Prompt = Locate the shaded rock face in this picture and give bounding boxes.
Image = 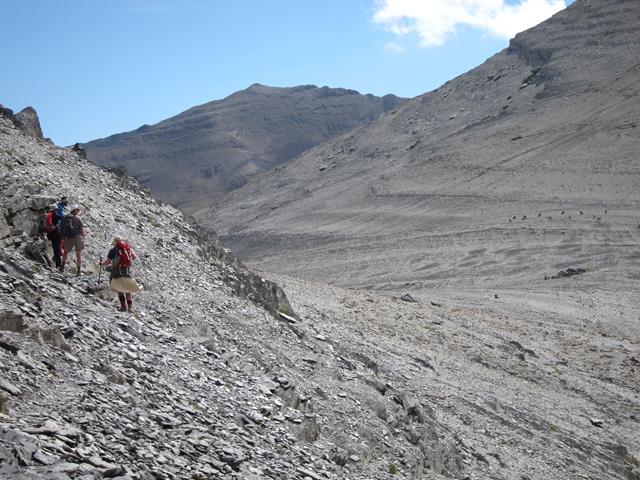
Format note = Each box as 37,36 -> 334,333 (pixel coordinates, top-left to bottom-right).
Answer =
203,0 -> 640,295
12,107 -> 44,140
82,84 -> 405,213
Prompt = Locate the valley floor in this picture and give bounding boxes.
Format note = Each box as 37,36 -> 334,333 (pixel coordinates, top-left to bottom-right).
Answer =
261,270 -> 640,479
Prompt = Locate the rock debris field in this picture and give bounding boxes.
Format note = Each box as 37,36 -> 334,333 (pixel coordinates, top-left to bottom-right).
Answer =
1,108 -> 639,480
2,0 -> 640,475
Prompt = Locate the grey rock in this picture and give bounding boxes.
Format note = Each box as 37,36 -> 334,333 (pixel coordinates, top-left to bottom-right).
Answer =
0,377 -> 21,396
0,209 -> 10,239
0,392 -> 8,414
0,308 -> 27,332
12,107 -> 44,140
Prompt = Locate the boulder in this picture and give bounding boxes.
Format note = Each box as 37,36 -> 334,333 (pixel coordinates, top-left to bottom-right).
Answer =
24,238 -> 51,266
0,392 -> 8,414
0,209 -> 10,239
28,195 -> 55,212
0,309 -> 27,333
30,326 -> 71,352
10,208 -> 35,236
401,293 -> 418,303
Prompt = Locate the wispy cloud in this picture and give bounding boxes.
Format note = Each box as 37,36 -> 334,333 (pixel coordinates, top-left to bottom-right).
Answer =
373,0 -> 567,47
384,40 -> 406,53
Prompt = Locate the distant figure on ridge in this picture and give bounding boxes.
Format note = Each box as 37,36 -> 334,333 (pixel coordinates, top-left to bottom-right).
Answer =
60,204 -> 85,275
100,236 -> 140,312
72,143 -> 87,159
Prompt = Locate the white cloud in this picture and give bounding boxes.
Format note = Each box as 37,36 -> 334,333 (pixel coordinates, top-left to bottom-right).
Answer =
384,41 -> 406,53
373,0 -> 567,47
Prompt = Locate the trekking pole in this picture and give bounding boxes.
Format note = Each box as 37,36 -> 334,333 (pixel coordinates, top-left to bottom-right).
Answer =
98,255 -> 103,284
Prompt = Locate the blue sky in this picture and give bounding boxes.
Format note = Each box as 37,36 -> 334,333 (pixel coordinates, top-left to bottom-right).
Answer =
1,0 -> 570,146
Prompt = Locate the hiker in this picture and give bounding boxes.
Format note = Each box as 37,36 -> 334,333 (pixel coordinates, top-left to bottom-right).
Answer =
41,204 -> 62,269
100,236 -> 140,312
49,195 -> 69,267
60,205 -> 85,275
50,196 -> 68,268
55,196 -> 68,219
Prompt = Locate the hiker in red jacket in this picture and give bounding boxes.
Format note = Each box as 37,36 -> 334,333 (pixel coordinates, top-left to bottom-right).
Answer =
40,203 -> 62,269
100,236 -> 140,312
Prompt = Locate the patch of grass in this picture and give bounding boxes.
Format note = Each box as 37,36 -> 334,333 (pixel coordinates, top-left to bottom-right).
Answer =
148,216 -> 161,228
388,463 -> 399,475
0,392 -> 8,414
625,452 -> 640,467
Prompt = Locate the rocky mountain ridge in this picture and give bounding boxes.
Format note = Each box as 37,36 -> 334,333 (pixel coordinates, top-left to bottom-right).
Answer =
82,84 -> 405,213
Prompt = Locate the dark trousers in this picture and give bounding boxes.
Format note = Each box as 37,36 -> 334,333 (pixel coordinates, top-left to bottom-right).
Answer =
46,230 -> 62,268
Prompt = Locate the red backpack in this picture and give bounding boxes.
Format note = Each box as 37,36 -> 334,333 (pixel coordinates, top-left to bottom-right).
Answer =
115,241 -> 133,268
38,210 -> 54,234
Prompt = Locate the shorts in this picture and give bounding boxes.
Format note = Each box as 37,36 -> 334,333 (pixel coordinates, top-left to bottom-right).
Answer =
64,235 -> 84,253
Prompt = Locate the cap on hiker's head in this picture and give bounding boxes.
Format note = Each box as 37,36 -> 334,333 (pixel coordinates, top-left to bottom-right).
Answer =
71,205 -> 80,213
61,196 -> 68,203
112,236 -> 122,246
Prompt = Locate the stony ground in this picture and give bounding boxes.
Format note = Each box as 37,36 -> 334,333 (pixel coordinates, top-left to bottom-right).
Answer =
190,1 -> 640,478
2,1 -> 640,477
3,107 -> 637,480
268,271 -> 640,480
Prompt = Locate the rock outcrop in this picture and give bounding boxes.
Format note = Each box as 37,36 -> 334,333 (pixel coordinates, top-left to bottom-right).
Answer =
1,105 -> 44,140
13,107 -> 44,140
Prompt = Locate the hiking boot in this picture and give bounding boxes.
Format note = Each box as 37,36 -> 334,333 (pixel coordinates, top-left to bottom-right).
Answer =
75,269 -> 81,277
119,305 -> 127,312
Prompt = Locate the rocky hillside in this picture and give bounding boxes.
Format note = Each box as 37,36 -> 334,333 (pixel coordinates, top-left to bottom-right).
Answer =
82,85 -> 404,213
201,0 -> 640,294
1,109 -> 639,479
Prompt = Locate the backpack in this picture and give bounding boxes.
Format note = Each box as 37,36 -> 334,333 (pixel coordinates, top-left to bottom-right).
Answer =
38,211 -> 54,234
60,214 -> 80,237
115,241 -> 133,268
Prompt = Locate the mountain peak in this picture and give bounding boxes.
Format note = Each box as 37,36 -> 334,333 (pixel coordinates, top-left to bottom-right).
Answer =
83,85 -> 407,212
